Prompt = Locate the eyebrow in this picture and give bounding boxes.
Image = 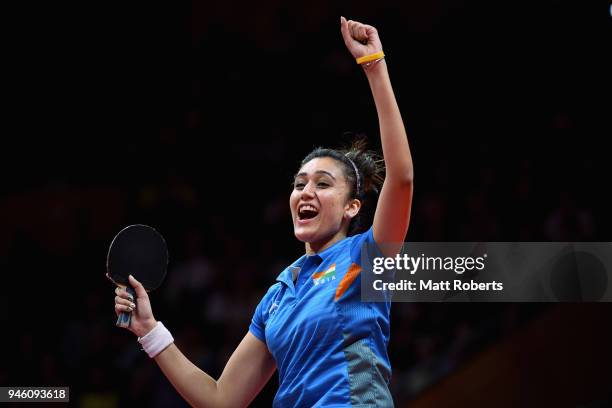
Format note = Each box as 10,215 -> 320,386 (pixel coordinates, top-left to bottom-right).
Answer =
295,170 -> 337,181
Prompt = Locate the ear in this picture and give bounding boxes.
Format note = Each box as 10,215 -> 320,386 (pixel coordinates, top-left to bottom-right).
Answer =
344,198 -> 362,220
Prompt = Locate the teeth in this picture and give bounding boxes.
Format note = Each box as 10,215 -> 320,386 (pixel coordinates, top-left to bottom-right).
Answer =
299,205 -> 318,213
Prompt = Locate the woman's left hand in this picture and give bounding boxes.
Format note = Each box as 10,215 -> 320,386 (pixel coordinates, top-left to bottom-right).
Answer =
340,16 -> 383,60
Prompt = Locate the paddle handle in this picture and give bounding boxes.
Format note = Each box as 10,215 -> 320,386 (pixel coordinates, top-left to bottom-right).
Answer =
116,286 -> 136,328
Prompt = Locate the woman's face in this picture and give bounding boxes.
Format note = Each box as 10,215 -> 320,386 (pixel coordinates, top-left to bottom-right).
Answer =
290,157 -> 360,248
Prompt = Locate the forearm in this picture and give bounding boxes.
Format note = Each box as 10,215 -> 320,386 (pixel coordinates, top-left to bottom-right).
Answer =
364,60 -> 414,182
114,278 -> 270,407
154,343 -> 222,408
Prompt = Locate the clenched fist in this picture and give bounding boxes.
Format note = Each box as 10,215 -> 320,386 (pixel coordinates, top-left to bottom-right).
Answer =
340,16 -> 383,60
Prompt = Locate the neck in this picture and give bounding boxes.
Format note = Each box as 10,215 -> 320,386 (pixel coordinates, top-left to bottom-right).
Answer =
305,230 -> 347,255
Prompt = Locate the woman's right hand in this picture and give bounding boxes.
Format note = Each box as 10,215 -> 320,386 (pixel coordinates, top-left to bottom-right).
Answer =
113,274 -> 158,337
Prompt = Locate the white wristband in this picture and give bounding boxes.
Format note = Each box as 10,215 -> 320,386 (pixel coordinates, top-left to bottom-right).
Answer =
137,321 -> 174,358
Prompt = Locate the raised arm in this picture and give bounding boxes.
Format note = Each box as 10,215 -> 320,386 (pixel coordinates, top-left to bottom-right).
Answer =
340,17 -> 414,246
114,275 -> 276,408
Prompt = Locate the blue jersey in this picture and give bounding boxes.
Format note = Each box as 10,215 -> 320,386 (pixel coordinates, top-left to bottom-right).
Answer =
249,227 -> 393,407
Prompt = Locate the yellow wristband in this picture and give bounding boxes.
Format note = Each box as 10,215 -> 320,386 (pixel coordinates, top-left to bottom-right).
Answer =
356,51 -> 385,65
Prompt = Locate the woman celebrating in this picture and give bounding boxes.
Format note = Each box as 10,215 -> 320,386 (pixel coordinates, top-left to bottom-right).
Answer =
114,16 -> 413,407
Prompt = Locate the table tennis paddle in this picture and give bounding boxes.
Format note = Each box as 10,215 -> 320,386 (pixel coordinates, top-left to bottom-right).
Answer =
106,224 -> 169,328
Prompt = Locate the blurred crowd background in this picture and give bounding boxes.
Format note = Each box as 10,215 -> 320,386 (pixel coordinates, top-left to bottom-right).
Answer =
2,0 -> 611,407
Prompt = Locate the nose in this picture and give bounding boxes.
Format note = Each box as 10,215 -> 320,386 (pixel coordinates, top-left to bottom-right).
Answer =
301,181 -> 316,197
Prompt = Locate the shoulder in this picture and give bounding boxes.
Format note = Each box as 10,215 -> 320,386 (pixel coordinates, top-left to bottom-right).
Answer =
260,281 -> 283,302
252,282 -> 283,322
347,225 -> 376,261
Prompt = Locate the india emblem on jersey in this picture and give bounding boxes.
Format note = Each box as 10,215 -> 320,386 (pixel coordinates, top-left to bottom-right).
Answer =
312,263 -> 336,286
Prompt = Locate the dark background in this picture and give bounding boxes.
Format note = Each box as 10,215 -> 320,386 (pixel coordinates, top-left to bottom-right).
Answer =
2,1 -> 611,406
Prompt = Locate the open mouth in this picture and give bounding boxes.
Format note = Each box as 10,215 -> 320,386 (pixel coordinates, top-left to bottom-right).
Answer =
298,204 -> 319,221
